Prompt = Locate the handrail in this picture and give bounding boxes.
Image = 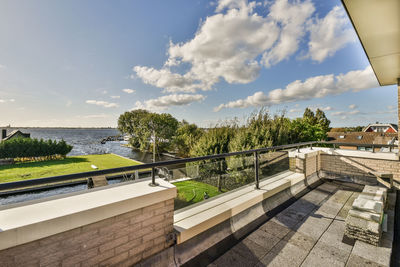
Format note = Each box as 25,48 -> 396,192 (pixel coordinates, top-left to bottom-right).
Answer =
0,140 -> 397,191
0,141 -> 314,191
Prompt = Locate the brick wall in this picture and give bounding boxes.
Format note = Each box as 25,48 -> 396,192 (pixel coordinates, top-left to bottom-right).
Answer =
289,151 -> 320,177
0,199 -> 174,267
320,153 -> 400,182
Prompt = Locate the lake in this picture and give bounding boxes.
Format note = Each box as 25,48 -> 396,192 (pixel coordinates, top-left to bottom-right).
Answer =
3,127 -> 172,163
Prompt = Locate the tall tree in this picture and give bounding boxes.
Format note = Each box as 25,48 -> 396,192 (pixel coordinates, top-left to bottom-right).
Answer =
315,108 -> 331,132
174,120 -> 204,157
117,110 -> 179,157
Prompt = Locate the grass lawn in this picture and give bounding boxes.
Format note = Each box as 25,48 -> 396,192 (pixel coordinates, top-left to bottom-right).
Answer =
173,180 -> 225,210
0,154 -> 142,183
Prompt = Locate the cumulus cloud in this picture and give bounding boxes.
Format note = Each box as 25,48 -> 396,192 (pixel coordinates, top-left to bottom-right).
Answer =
349,104 -> 357,109
0,64 -> 5,70
122,88 -> 135,94
133,94 -> 205,111
86,100 -> 119,108
307,6 -> 356,62
215,66 -> 378,111
133,0 -> 353,93
262,0 -> 315,67
332,110 -> 359,116
0,98 -> 15,103
111,95 -> 121,99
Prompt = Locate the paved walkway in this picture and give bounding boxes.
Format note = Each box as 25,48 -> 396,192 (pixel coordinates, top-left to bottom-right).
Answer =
209,181 -> 391,267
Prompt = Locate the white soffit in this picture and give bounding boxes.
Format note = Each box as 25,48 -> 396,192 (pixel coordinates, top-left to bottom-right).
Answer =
342,0 -> 400,86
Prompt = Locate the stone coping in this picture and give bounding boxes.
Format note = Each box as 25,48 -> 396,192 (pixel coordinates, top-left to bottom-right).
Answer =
0,178 -> 176,251
289,147 -> 399,161
173,170 -> 304,244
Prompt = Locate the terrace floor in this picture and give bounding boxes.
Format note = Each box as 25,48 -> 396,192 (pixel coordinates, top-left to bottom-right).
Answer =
209,181 -> 395,267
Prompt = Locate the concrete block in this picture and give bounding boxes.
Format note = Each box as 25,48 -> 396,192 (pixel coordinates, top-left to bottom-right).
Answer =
348,209 -> 381,223
363,186 -> 387,203
357,192 -> 384,203
345,215 -> 380,236
352,197 -> 383,214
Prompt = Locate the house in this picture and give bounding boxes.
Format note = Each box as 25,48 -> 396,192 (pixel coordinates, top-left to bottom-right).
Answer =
363,123 -> 398,133
1,129 -> 30,141
327,131 -> 397,152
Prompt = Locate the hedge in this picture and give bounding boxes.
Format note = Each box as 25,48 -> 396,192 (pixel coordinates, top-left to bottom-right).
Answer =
0,138 -> 73,159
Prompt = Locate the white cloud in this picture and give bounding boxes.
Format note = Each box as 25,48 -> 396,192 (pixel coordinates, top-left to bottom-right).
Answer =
132,1 -> 355,94
0,98 -> 15,103
133,94 -> 205,111
101,90 -> 108,95
133,67 -> 197,93
78,114 -> 112,119
122,88 -> 135,94
85,100 -> 119,108
289,108 -> 301,113
132,0 -> 321,93
349,104 -> 357,109
332,109 -> 360,116
262,0 -> 315,67
215,66 -> 378,111
111,95 -> 121,99
0,64 -> 5,70
307,6 -> 356,62
66,100 -> 72,107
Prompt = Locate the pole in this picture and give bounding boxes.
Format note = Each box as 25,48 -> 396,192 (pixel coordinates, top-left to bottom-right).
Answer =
254,151 -> 259,189
153,129 -> 156,163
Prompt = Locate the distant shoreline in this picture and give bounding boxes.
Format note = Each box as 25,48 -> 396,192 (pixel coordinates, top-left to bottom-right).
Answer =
0,127 -> 118,129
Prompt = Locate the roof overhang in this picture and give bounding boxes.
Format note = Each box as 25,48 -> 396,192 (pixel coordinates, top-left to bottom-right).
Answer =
342,0 -> 400,86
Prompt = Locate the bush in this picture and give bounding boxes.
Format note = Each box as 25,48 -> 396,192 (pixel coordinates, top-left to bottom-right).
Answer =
0,138 -> 73,159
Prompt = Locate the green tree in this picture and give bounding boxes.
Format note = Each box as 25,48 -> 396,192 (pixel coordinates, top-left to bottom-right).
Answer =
303,108 -> 317,125
315,108 -> 331,132
174,120 -> 204,157
117,110 -> 179,157
190,125 -> 236,191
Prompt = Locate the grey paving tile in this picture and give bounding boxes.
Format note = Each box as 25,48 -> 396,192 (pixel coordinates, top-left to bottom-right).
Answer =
256,239 -> 309,267
294,215 -> 332,240
351,241 -> 392,267
233,238 -> 271,261
345,254 -> 386,267
211,248 -> 249,267
336,192 -> 359,220
318,220 -> 353,253
258,220 -> 291,239
283,230 -> 316,252
245,229 -> 281,252
301,241 -> 349,267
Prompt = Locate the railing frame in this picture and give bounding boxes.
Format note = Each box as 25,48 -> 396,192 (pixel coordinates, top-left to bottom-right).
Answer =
0,141 -> 396,190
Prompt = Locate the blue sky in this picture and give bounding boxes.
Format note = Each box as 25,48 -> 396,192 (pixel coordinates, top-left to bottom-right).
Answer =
0,0 -> 397,127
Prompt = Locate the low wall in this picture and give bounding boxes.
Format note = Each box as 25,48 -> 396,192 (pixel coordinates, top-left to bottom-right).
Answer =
0,179 -> 176,266
290,147 -> 400,187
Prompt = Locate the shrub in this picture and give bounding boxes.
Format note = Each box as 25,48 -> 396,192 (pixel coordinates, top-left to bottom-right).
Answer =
0,138 -> 73,160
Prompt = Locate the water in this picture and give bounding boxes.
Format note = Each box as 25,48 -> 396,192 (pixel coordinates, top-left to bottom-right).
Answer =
4,127 -> 171,163
0,127 -> 175,205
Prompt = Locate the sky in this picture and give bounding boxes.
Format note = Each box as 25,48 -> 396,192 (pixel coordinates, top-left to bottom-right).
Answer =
0,0 -> 397,128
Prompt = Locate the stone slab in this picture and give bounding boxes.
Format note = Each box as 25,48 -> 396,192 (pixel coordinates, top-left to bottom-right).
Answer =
352,197 -> 383,214
348,209 -> 381,223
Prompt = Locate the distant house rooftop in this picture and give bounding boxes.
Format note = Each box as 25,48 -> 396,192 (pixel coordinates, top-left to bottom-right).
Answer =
1,129 -> 31,141
327,131 -> 397,145
363,123 -> 398,133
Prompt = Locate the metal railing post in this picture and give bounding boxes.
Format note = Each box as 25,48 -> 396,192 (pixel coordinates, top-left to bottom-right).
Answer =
372,145 -> 375,153
149,167 -> 159,186
254,151 -> 259,189
310,144 -> 313,150
333,144 -> 336,150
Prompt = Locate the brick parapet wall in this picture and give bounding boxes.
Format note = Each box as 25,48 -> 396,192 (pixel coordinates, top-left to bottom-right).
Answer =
0,199 -> 175,267
289,151 -> 320,177
320,153 -> 400,182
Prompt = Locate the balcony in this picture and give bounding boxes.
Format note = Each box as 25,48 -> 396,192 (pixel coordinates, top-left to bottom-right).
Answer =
0,141 -> 398,266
